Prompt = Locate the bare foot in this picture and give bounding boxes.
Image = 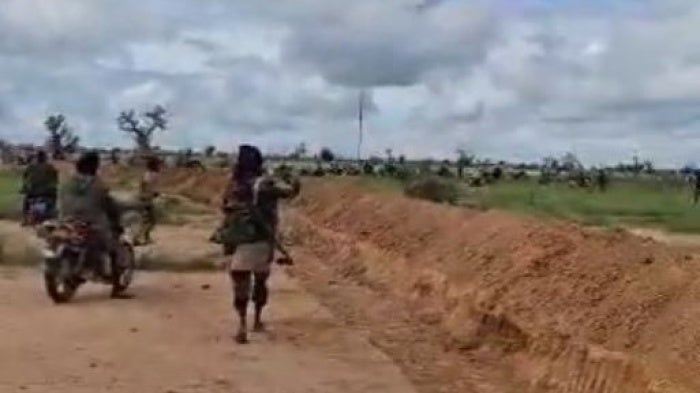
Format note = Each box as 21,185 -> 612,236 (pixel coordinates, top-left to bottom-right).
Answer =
234,331 -> 249,344
253,321 -> 266,332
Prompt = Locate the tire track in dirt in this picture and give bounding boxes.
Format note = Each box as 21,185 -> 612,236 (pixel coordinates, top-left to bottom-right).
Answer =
0,222 -> 419,393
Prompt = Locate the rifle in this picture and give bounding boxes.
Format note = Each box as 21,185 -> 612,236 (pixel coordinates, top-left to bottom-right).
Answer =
253,177 -> 300,266
251,209 -> 294,266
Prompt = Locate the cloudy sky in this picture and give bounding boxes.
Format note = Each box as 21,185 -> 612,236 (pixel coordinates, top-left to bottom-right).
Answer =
1,0 -> 700,166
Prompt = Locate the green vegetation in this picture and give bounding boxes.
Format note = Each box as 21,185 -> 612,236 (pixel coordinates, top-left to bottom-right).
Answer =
0,169 -> 22,220
404,177 -> 460,205
358,176 -> 700,233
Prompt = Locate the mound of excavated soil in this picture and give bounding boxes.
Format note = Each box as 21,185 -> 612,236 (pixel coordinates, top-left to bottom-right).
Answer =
152,170 -> 700,392
289,179 -> 700,393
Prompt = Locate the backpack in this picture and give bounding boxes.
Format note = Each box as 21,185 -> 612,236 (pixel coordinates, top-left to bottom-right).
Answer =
221,177 -> 271,245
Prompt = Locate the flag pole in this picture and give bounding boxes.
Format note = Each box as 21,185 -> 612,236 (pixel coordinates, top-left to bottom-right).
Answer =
357,90 -> 364,162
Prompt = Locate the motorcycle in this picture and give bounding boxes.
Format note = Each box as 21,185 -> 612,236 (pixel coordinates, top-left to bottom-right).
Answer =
25,196 -> 55,226
36,220 -> 136,304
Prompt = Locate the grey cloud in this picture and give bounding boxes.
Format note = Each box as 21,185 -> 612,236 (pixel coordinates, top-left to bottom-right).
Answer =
3,0 -> 700,166
0,99 -> 13,123
279,1 -> 497,87
415,0 -> 446,13
446,101 -> 485,124
539,115 -> 605,125
182,37 -> 222,53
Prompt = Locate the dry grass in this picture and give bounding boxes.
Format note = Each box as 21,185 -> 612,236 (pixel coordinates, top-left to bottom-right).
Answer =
0,232 -> 42,268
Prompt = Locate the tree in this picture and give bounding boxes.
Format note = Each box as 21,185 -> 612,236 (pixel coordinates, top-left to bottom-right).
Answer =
455,149 -> 475,178
543,156 -> 558,170
204,145 -> 216,158
291,142 -> 307,159
632,154 -> 640,174
0,139 -> 10,164
44,114 -> 79,160
368,155 -> 383,166
560,152 -> 582,171
117,105 -> 167,152
455,148 -> 476,166
320,147 -> 335,162
385,148 -> 394,163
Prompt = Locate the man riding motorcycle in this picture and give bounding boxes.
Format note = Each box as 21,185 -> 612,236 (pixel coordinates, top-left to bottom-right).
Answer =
58,151 -> 127,297
21,150 -> 58,225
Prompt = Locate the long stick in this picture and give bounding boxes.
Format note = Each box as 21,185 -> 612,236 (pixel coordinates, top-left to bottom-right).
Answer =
357,90 -> 364,162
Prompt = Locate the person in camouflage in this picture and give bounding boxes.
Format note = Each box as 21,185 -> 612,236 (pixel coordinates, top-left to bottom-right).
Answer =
693,170 -> 700,205
134,156 -> 161,245
21,150 -> 58,225
59,151 -> 123,286
595,168 -> 609,193
221,144 -> 300,344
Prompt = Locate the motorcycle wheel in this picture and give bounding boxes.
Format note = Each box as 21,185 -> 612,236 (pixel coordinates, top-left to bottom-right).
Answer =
111,242 -> 136,296
44,259 -> 78,304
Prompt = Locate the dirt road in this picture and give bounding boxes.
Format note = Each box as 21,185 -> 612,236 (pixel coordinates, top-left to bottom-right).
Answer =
0,211 -> 417,393
7,168 -> 700,392
0,267 -> 418,393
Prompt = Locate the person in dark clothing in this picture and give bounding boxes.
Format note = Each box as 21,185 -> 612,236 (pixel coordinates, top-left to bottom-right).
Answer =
596,169 -> 609,192
21,150 -> 58,225
220,144 -> 300,344
59,151 -> 124,288
693,170 -> 700,205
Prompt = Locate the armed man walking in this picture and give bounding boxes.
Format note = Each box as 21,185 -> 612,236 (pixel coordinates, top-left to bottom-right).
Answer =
218,144 -> 300,344
21,150 -> 58,226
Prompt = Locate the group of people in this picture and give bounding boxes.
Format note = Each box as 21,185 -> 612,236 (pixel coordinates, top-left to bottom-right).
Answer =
20,144 -> 300,344
21,151 -> 160,248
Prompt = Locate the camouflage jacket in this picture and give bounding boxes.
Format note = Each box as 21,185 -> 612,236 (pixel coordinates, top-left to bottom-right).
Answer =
22,163 -> 58,196
138,171 -> 159,203
221,174 -> 300,245
59,174 -> 121,230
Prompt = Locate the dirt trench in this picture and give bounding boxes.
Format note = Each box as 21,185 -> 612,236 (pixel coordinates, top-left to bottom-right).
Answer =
153,169 -> 700,392
281,179 -> 700,393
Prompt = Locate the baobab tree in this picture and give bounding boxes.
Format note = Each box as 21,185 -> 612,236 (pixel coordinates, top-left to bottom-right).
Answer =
455,148 -> 476,166
44,114 -> 79,160
385,148 -> 394,163
117,105 -> 167,153
455,148 -> 475,178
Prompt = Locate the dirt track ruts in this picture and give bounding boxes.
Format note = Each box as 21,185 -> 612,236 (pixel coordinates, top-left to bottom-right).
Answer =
0,235 -> 417,393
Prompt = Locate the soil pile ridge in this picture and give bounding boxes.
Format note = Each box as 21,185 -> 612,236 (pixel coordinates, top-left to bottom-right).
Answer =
290,179 -> 700,392
153,170 -> 700,392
